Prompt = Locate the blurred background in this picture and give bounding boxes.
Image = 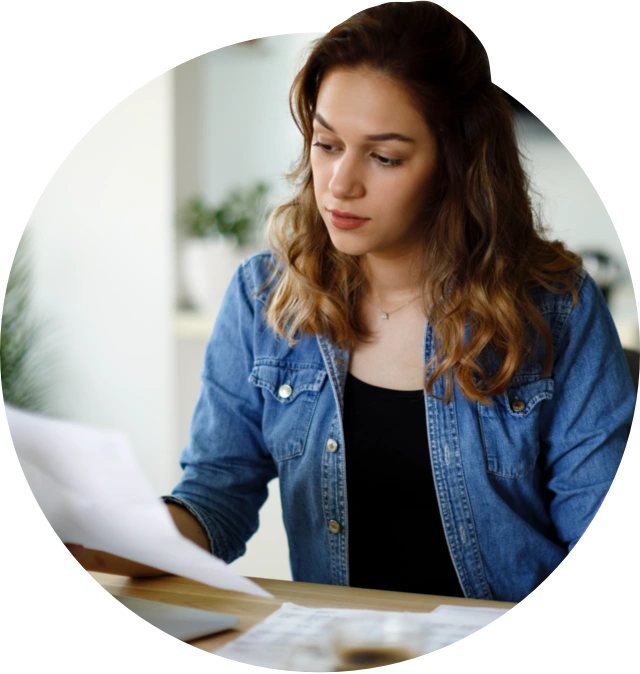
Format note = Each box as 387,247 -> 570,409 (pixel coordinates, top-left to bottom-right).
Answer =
3,33 -> 638,582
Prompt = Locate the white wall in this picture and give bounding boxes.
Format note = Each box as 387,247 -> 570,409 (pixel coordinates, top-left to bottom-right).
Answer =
518,116 -> 629,271
518,116 -> 638,347
198,33 -> 321,207
26,72 -> 178,495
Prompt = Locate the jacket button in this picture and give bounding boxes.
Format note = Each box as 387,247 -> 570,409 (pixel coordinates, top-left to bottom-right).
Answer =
511,399 -> 526,413
326,438 -> 338,453
328,520 -> 341,534
278,384 -> 293,399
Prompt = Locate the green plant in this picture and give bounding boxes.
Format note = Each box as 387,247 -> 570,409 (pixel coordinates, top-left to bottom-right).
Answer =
1,233 -> 51,412
178,182 -> 269,247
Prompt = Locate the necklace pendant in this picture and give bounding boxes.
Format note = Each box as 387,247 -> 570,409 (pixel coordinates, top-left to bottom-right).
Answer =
381,312 -> 389,320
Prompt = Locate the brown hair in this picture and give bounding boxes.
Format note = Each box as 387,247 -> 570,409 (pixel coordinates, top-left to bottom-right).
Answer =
266,1 -> 581,403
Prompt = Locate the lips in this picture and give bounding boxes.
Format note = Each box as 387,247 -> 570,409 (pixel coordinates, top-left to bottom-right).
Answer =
329,209 -> 369,220
328,209 -> 370,231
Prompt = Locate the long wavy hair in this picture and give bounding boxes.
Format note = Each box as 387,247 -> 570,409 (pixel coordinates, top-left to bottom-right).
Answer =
265,1 -> 581,404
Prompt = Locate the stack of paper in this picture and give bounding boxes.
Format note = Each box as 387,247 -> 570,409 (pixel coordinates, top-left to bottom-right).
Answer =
216,602 -> 510,669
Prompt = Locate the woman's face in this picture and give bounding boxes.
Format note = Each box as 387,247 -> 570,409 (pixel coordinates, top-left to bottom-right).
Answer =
311,67 -> 438,260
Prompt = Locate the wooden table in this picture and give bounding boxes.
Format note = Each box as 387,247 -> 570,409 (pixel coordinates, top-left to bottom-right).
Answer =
92,572 -> 515,654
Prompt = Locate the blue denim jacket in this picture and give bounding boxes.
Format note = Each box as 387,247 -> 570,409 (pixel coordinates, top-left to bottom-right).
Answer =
168,252 -> 635,602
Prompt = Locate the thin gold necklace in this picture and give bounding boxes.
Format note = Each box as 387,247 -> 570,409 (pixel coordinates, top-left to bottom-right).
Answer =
364,294 -> 421,320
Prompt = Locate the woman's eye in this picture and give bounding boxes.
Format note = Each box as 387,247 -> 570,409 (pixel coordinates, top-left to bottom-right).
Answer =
313,142 -> 402,167
313,143 -> 333,151
373,154 -> 402,166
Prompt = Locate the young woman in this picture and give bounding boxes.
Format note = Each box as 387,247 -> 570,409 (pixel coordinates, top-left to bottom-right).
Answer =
75,1 -> 635,602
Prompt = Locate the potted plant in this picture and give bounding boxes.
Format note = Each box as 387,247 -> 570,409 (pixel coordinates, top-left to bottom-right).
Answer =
178,183 -> 269,316
1,233 -> 52,412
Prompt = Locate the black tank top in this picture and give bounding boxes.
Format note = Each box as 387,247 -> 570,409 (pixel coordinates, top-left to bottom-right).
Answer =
343,372 -> 464,597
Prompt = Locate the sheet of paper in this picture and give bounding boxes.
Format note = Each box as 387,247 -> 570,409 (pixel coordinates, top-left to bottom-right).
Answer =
5,404 -> 271,598
430,603 -> 510,624
216,602 -> 510,669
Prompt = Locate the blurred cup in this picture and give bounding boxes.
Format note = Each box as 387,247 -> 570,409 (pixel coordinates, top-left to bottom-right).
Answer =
330,614 -> 426,671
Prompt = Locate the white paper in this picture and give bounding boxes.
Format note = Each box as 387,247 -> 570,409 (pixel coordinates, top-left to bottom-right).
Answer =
216,602 -> 510,669
430,603 -> 509,624
5,404 -> 272,598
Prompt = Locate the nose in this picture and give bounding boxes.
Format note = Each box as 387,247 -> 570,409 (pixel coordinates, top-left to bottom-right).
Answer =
328,151 -> 365,200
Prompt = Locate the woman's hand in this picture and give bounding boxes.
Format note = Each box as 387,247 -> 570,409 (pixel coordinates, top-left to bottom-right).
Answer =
65,543 -> 85,560
63,542 -> 166,577
61,503 -> 210,577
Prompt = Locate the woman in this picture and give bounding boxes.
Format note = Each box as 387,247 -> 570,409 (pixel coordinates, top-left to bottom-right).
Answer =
76,1 -> 634,602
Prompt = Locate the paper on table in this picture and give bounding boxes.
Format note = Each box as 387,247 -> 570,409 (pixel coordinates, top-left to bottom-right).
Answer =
216,602 -> 510,669
430,603 -> 509,623
5,404 -> 272,598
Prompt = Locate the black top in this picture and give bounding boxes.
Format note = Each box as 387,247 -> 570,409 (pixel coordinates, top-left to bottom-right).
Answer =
343,372 -> 464,597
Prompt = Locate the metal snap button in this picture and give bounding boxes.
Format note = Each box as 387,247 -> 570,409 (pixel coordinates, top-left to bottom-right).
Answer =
511,398 -> 526,413
328,520 -> 341,534
278,384 -> 293,399
326,438 -> 338,453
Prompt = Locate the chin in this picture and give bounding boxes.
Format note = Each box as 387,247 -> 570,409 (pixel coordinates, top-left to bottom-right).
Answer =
326,232 -> 373,257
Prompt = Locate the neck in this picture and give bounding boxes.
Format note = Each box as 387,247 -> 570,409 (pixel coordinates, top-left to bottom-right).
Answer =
362,249 -> 423,303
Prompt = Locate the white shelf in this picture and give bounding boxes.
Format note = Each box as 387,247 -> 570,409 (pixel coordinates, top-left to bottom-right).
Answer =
175,311 -> 215,340
608,283 -> 639,349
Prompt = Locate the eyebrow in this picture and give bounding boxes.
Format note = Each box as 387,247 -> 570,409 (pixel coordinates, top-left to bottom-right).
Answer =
314,113 -> 415,144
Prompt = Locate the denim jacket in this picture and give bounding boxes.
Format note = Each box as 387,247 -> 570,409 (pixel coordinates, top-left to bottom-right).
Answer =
168,252 -> 635,602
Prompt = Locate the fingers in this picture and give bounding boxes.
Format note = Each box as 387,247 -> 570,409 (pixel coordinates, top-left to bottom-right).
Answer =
64,543 -> 85,559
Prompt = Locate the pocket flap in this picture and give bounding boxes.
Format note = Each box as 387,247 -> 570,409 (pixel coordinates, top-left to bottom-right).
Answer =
249,361 -> 327,403
503,377 -> 554,417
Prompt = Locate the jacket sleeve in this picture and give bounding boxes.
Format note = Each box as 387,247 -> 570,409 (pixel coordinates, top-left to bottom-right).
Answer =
540,273 -> 636,551
166,259 -> 277,563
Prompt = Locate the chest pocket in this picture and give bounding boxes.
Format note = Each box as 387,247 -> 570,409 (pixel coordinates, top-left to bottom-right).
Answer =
249,360 -> 327,461
477,377 -> 554,478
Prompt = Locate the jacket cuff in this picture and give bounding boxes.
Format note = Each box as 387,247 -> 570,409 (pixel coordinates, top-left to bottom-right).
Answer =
160,495 -> 221,558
